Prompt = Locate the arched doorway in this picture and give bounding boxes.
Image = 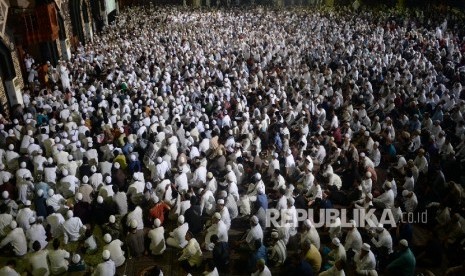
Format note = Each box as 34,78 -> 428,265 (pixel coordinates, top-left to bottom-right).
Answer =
0,39 -> 15,115
69,0 -> 85,45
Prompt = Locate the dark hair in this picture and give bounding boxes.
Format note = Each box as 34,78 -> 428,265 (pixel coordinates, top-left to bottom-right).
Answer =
254,239 -> 262,250
33,241 -> 41,251
53,238 -> 60,249
210,234 -> 219,244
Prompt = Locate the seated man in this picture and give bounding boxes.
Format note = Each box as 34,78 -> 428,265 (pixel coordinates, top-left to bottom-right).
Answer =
166,215 -> 189,249
179,231 -> 203,273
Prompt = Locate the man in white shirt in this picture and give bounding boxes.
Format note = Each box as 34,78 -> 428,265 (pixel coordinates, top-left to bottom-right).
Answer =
48,239 -> 70,275
354,243 -> 376,275
370,224 -> 393,255
0,221 -> 27,256
301,219 -> 320,249
0,259 -> 21,276
344,220 -> 362,257
204,212 -> 228,251
238,216 -> 263,250
252,259 -> 271,276
28,241 -> 50,276
26,217 -> 48,251
148,218 -> 166,255
62,210 -> 85,244
269,231 -> 287,267
16,200 -> 35,230
167,215 -> 189,248
217,199 -> 231,230
103,233 -> 126,267
373,182 -> 395,209
92,250 -> 116,276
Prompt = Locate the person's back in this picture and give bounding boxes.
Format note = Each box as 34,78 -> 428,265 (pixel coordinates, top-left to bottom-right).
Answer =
29,242 -> 50,276
386,241 -> 416,276
127,228 -> 145,257
304,243 -> 322,273
185,203 -> 202,234
48,239 -> 70,275
93,251 -> 116,276
212,235 -> 229,271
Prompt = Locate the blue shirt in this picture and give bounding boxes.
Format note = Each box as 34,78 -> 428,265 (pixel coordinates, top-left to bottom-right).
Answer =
256,194 -> 268,210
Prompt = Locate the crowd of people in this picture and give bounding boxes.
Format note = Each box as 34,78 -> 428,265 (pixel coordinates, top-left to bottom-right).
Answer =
1,3 -> 465,276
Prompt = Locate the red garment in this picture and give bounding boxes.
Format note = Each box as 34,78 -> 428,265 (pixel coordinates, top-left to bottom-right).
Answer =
149,202 -> 170,225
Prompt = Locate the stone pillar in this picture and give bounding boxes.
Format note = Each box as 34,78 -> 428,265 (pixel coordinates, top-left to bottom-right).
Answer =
85,22 -> 93,43
60,39 -> 71,60
4,77 -> 23,106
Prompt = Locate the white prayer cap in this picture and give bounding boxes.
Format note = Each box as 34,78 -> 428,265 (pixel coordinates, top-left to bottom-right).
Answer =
109,215 -> 116,224
251,215 -> 259,224
82,175 -> 89,183
367,193 -> 373,199
332,238 -> 341,246
131,154 -> 136,161
217,199 -> 225,205
178,215 -> 185,224
366,172 -> 372,178
154,218 -> 161,228
114,162 -> 121,169
287,197 -> 295,205
362,243 -> 371,251
157,157 -> 163,163
213,212 -> 221,220
104,233 -> 112,243
105,176 -> 112,183
97,196 -> 104,204
360,152 -> 366,157
402,190 -> 410,197
102,250 -> 111,260
226,164 -> 232,171
384,181 -> 392,189
67,210 -> 74,218
62,169 -> 69,176
91,165 -> 97,173
8,144 -> 14,150
48,189 -> 54,197
130,219 -> 138,229
29,216 -> 36,224
349,219 -> 357,227
68,155 -> 73,161
72,254 -> 81,264
25,200 -> 31,206
37,189 -> 44,197
376,224 -> 384,231
207,172 -> 213,179
399,239 -> 408,247
271,231 -> 279,239
10,221 -> 17,229
364,131 -> 370,137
